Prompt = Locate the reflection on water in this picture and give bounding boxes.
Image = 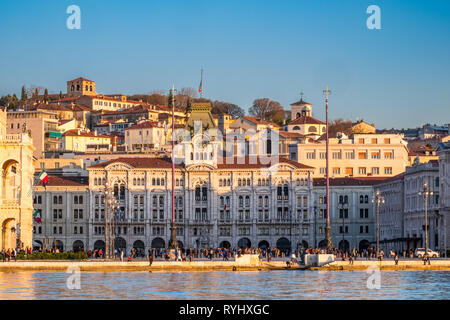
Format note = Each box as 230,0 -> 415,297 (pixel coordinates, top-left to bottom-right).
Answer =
0,270 -> 448,300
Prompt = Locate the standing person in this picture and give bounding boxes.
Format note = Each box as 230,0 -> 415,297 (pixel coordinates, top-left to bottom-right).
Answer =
120,249 -> 124,262
394,253 -> 399,266
149,252 -> 153,266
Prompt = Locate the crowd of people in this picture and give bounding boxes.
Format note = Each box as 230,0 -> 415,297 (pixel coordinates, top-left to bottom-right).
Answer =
1,245 -> 445,265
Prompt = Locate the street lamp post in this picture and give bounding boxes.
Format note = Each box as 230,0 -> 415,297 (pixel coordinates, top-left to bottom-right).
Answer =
313,200 -> 317,248
323,86 -> 332,252
169,85 -> 178,251
419,182 -> 434,255
372,189 -> 385,258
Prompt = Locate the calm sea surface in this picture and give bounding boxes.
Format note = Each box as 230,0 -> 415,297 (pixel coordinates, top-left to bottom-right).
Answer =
0,270 -> 448,300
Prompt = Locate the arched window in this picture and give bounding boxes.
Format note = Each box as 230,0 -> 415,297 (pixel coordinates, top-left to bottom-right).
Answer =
238,179 -> 242,186
364,195 -> 369,203
94,178 -> 98,185
227,179 -> 231,186
133,178 -> 136,185
344,195 -> 348,204
293,126 -> 300,130
247,179 -> 251,186
219,179 -> 222,187
152,178 -> 155,185
360,195 -> 364,203
157,178 -> 160,186
161,178 -> 164,186
58,196 -> 63,204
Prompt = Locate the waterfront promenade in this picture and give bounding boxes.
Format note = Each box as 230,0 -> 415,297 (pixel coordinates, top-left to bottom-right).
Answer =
1,257 -> 450,272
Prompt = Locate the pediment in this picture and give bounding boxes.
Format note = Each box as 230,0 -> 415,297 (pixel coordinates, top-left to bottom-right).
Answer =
186,163 -> 216,172
105,162 -> 134,171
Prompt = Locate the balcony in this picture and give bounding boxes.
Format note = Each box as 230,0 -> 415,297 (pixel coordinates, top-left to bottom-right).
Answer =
0,199 -> 20,208
1,134 -> 32,145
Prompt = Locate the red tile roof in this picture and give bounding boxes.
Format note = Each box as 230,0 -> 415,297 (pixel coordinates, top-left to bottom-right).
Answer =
88,157 -> 181,169
125,121 -> 163,130
217,157 -> 314,170
290,116 -> 325,126
63,129 -> 111,139
242,116 -> 281,127
313,177 -> 391,186
290,98 -> 312,106
36,176 -> 88,187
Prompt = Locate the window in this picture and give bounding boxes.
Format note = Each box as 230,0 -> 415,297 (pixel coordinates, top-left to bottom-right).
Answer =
384,138 -> 391,144
371,167 -> 379,175
384,167 -> 392,175
358,152 -> 366,159
332,167 -> 340,175
359,167 -> 366,175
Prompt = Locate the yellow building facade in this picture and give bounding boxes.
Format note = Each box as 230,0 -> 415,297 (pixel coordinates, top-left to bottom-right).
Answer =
0,109 -> 35,249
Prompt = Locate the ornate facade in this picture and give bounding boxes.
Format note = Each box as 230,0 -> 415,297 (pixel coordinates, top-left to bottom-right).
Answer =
0,109 -> 35,249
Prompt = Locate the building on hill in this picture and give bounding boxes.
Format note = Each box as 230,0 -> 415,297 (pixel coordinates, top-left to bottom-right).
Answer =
60,129 -> 111,153
185,102 -> 217,133
6,110 -> 61,158
229,116 -> 280,132
0,108 -> 35,250
290,98 -> 312,120
124,120 -> 166,152
67,77 -> 97,97
351,120 -> 376,134
286,98 -> 326,139
408,145 -> 438,165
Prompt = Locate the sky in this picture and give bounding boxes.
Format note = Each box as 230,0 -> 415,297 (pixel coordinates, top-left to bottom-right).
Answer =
0,0 -> 449,129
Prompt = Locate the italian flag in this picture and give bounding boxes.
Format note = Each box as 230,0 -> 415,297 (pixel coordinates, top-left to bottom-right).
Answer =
39,170 -> 48,187
33,209 -> 42,223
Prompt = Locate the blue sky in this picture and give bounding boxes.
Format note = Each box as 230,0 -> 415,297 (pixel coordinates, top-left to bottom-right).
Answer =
0,0 -> 449,129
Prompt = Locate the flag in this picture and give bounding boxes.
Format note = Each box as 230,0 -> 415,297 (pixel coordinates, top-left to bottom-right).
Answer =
33,209 -> 42,223
224,204 -> 227,211
198,69 -> 203,94
39,170 -> 48,187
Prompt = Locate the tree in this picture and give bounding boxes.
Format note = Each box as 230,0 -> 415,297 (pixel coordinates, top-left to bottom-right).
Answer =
328,118 -> 353,138
21,86 -> 27,101
44,88 -> 49,103
179,87 -> 198,99
211,100 -> 245,119
249,98 -> 284,121
129,93 -> 167,105
59,90 -> 63,99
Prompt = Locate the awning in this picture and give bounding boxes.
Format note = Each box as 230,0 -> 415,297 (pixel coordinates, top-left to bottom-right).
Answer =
49,132 -> 62,138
